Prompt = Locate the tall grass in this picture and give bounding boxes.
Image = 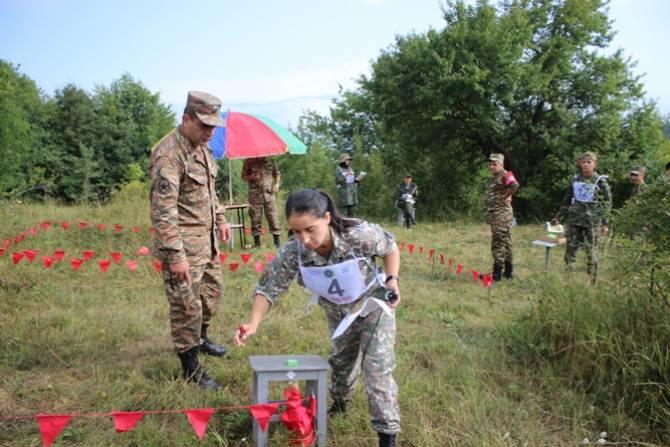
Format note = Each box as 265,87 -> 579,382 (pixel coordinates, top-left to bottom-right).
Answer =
1,196 -> 666,446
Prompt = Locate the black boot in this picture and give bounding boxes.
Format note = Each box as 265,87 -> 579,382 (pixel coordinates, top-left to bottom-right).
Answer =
328,399 -> 348,416
253,235 -> 261,248
378,433 -> 397,447
503,260 -> 513,279
200,324 -> 227,357
273,234 -> 280,248
177,347 -> 221,391
492,264 -> 503,282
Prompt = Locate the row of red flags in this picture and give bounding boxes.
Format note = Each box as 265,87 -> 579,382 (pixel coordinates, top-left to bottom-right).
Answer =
4,394 -> 315,447
398,241 -> 493,288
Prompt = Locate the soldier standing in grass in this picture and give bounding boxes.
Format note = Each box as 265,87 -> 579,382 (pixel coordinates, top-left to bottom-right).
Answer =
335,153 -> 363,217
551,151 -> 611,282
234,189 -> 401,447
150,91 -> 231,391
485,153 -> 519,281
628,165 -> 647,199
396,174 -> 418,228
242,156 -> 282,248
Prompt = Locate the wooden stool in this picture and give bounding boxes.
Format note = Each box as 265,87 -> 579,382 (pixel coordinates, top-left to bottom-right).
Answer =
250,355 -> 329,447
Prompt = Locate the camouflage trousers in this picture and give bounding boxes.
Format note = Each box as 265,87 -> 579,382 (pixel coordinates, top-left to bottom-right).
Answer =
320,298 -> 400,434
564,224 -> 600,274
396,202 -> 415,228
248,195 -> 281,236
490,223 -> 513,267
161,259 -> 223,353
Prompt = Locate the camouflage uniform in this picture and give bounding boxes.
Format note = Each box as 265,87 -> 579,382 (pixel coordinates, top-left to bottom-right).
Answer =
485,159 -> 519,276
242,157 -> 281,237
335,155 -> 359,216
555,172 -> 611,275
150,126 -> 226,353
396,180 -> 418,227
253,221 -> 401,435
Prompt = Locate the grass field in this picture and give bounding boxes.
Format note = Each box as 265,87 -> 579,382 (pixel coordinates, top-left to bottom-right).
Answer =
0,198 -> 660,446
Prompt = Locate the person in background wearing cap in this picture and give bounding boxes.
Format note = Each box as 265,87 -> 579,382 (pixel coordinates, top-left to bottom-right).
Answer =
149,91 -> 232,390
396,175 -> 418,228
628,166 -> 647,199
551,151 -> 611,282
335,153 -> 364,217
242,157 -> 282,248
485,153 -> 519,281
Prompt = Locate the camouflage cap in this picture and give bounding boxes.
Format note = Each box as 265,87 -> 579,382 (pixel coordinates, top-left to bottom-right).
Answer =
488,153 -> 504,164
629,166 -> 646,175
185,91 -> 225,127
579,151 -> 597,161
339,153 -> 352,162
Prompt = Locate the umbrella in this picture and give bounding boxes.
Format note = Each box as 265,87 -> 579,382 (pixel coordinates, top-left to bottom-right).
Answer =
210,111 -> 307,160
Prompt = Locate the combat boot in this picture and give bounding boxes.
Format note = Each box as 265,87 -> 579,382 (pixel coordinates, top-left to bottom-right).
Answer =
200,324 -> 227,357
253,235 -> 261,248
503,260 -> 514,279
492,264 -> 503,282
328,399 -> 348,416
177,347 -> 221,391
273,234 -> 280,248
378,433 -> 397,447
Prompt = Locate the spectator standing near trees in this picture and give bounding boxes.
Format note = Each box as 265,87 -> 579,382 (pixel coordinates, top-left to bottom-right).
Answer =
242,156 -> 282,248
551,151 -> 611,283
149,91 -> 231,390
335,153 -> 364,217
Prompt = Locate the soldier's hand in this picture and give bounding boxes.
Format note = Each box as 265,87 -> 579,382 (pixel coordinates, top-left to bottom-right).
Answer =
271,185 -> 279,194
386,279 -> 401,309
169,260 -> 192,287
218,223 -> 231,243
233,324 -> 255,347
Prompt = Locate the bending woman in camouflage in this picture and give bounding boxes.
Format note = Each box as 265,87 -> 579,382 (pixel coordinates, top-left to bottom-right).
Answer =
233,189 -> 401,447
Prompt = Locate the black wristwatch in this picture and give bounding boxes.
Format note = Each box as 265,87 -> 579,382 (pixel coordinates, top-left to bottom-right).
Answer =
385,275 -> 399,284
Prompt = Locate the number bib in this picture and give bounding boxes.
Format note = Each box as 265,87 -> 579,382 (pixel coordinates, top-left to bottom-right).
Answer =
298,248 -> 377,305
572,181 -> 596,203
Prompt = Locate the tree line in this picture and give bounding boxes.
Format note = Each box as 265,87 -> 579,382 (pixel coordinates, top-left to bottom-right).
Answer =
2,0 -> 669,220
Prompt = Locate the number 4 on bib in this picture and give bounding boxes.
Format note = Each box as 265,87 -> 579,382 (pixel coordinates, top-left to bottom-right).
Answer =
327,279 -> 345,297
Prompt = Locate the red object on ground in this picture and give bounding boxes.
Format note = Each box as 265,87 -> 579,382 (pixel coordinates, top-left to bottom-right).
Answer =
54,249 -> 65,261
98,259 -> 111,273
12,252 -> 25,265
249,403 -> 280,432
82,250 -> 95,261
229,262 -> 240,272
71,258 -> 83,272
280,385 -> 316,446
110,252 -> 122,263
111,411 -> 145,433
136,246 -> 150,256
254,261 -> 264,273
42,256 -> 55,269
408,244 -> 415,254
24,249 -> 38,263
456,264 -> 463,275
126,260 -> 138,272
219,253 -> 228,264
36,414 -> 72,447
152,260 -> 162,273
240,253 -> 252,264
185,408 -> 215,440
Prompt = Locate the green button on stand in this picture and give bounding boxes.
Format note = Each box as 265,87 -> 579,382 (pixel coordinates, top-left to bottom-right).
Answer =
286,359 -> 299,368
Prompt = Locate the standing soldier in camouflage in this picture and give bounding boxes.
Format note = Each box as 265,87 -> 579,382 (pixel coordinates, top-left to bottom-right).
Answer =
551,151 -> 611,282
234,189 -> 401,447
242,157 -> 281,248
335,153 -> 364,217
396,175 -> 418,228
628,166 -> 647,199
150,91 -> 231,391
485,153 -> 519,281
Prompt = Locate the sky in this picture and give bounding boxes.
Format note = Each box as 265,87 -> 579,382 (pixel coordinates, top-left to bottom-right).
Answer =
1,0 -> 669,126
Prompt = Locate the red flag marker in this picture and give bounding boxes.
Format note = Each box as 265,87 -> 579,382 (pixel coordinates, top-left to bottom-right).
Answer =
471,270 -> 479,282
42,256 -> 55,269
254,261 -> 264,273
12,252 -> 25,265
152,260 -> 162,273
131,226 -> 140,233
399,242 -> 406,251
243,227 -> 252,236
259,227 -> 267,235
408,244 -> 415,254
0,248 -> 4,257
148,227 -> 157,235
482,273 -> 493,288
110,252 -> 122,263
112,411 -> 145,433
60,222 -> 70,230
96,223 -> 105,231
79,222 -> 88,230
36,414 -> 72,447
114,224 -> 123,233
185,408 -> 215,440
29,227 -> 36,237
240,253 -> 252,264
98,259 -> 111,273
126,260 -> 138,272
82,250 -> 95,261
448,259 -> 454,267
248,403 -> 281,432
439,253 -> 445,264
264,253 -> 275,263
456,264 -> 463,275
136,246 -> 150,256
428,248 -> 435,259
3,239 -> 9,249
229,262 -> 240,272
42,221 -> 51,231
54,249 -> 65,261
70,258 -> 83,272
419,246 -> 424,255
219,253 -> 228,264
24,249 -> 38,263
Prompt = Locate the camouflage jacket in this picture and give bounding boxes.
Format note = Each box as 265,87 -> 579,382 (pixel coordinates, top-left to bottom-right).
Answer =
335,165 -> 359,206
149,127 -> 227,265
396,183 -> 418,205
485,170 -> 519,224
242,158 -> 280,202
253,221 -> 397,306
629,183 -> 647,199
555,172 -> 612,227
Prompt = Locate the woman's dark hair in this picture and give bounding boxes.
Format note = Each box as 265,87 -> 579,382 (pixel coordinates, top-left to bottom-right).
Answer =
285,188 -> 359,233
